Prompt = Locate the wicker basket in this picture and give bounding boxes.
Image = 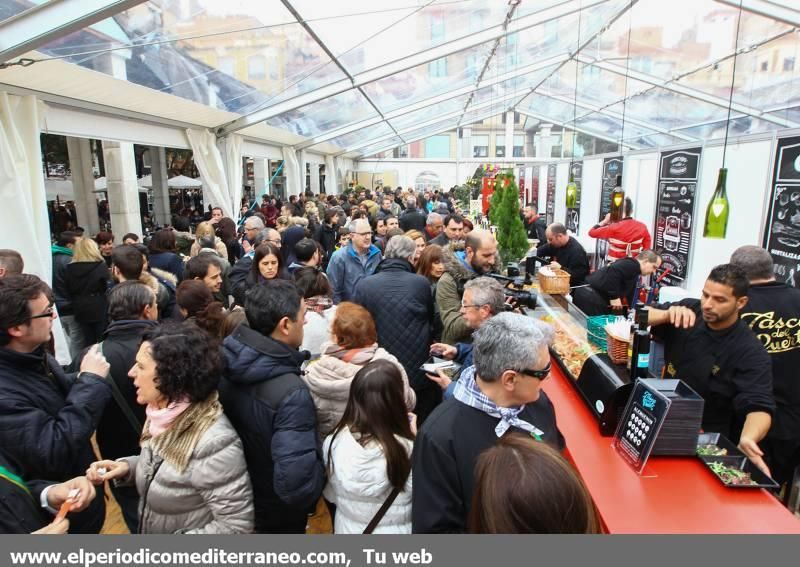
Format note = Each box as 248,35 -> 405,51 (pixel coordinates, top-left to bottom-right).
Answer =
605,326 -> 631,365
537,268 -> 571,295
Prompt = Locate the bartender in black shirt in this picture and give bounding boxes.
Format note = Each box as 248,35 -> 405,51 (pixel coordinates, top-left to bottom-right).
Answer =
731,246 -> 800,492
648,264 -> 775,474
536,223 -> 590,285
572,250 -> 661,316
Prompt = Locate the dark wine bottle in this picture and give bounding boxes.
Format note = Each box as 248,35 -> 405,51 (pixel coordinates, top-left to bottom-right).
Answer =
703,168 -> 729,238
610,174 -> 625,222
629,309 -> 651,380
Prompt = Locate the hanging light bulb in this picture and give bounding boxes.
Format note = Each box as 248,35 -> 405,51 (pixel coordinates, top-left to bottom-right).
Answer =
704,168 -> 729,238
565,170 -> 578,209
610,174 -> 625,222
703,1 -> 741,239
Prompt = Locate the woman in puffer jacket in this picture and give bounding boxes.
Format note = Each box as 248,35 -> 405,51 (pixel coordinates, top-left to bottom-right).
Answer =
303,302 -> 415,438
323,360 -> 416,534
86,323 -> 253,534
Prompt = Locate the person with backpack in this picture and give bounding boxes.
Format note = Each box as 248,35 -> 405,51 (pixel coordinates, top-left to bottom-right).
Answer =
323,359 -> 416,533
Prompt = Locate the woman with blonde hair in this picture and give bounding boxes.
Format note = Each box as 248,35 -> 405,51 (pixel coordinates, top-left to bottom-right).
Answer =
404,230 -> 426,266
65,237 -> 111,347
303,302 -> 416,437
190,221 -> 228,258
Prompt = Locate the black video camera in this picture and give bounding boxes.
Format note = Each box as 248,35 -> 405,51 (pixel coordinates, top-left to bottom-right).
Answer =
486,273 -> 538,312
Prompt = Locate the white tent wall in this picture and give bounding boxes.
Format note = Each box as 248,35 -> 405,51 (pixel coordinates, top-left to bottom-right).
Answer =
282,146 -> 302,197
186,128 -> 233,219
555,162 -> 569,232
578,158 -> 603,239
218,134 -> 243,219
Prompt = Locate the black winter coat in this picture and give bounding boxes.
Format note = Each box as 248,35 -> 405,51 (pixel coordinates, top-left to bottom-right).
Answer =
353,259 -> 434,390
0,455 -> 51,534
0,347 -> 111,533
399,209 -> 427,233
51,250 -> 73,314
315,223 -> 338,267
219,326 -> 324,533
64,261 -> 110,323
229,254 -> 253,307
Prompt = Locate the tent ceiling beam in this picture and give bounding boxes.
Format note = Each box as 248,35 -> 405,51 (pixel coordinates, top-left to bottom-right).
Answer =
714,0 -> 800,28
0,0 -> 148,64
533,88 -> 699,141
516,108 -> 643,150
508,0 -> 640,115
343,91 -> 522,154
278,0 -> 404,144
295,54 -> 569,151
575,55 -> 800,129
215,0 -> 613,137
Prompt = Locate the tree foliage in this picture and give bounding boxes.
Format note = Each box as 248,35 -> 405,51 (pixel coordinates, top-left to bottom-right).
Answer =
493,172 -> 530,266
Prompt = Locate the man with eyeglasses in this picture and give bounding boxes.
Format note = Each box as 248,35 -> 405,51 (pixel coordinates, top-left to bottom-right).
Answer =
412,313 -> 564,533
326,219 -> 381,304
0,274 -> 112,533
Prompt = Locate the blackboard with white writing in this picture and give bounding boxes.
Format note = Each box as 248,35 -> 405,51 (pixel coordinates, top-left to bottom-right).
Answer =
763,136 -> 800,286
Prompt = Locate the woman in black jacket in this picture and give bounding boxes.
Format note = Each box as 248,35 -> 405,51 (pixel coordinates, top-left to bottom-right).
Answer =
148,229 -> 185,281
65,238 -> 111,347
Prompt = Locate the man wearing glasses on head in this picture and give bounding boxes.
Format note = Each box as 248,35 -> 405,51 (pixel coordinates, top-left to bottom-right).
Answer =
326,219 -> 381,303
0,274 -> 111,533
412,313 -> 564,533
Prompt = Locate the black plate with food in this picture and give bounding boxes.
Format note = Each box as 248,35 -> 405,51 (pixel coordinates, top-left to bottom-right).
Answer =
699,455 -> 779,489
696,432 -> 743,458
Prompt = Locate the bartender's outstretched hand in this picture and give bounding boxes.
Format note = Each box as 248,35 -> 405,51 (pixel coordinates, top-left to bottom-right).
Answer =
738,437 -> 771,477
667,305 -> 696,328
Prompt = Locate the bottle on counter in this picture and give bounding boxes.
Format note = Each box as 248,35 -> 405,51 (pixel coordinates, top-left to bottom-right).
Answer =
629,309 -> 651,380
610,174 -> 625,222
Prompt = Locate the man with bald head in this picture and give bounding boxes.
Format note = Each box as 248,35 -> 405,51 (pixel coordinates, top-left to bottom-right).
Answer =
536,222 -> 590,286
326,218 -> 382,303
437,229 -> 498,345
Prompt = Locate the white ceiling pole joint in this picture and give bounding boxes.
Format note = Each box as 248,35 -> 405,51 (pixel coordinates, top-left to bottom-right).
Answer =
215,0 -> 612,137
0,0 -> 149,64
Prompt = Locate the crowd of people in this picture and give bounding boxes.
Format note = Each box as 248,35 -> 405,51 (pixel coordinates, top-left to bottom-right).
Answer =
0,183 -> 797,535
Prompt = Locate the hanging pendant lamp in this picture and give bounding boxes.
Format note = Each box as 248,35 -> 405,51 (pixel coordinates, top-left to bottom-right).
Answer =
610,2 -> 634,223
703,1 -> 742,239
565,2 -> 583,212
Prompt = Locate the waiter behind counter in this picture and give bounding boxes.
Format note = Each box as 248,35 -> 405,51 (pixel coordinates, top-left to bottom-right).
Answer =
646,264 -> 775,475
536,223 -> 590,286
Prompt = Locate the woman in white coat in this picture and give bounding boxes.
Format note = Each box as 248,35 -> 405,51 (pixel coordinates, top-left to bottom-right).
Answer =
303,302 -> 415,437
323,359 -> 416,534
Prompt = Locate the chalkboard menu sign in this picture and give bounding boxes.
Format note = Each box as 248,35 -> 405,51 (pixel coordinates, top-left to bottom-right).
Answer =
566,162 -> 583,234
531,165 -> 540,207
546,164 -> 557,225
763,136 -> 800,286
613,379 -> 672,474
653,148 -> 702,287
600,157 -> 624,220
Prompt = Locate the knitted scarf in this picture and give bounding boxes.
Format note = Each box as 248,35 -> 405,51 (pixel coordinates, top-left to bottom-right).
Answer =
323,342 -> 378,365
140,392 -> 223,474
453,366 -> 545,439
305,295 -> 333,315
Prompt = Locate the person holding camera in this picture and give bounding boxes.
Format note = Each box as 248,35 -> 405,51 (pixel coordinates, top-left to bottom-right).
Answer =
427,277 -> 506,398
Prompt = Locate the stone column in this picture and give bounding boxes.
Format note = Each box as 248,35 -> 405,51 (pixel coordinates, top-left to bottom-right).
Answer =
461,127 -> 472,159
65,137 -> 100,234
149,146 -> 171,227
103,141 -> 142,237
253,158 -> 269,197
504,111 -> 514,160
309,161 -> 321,195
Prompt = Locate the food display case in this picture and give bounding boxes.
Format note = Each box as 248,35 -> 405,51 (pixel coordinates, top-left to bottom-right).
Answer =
533,292 -> 634,435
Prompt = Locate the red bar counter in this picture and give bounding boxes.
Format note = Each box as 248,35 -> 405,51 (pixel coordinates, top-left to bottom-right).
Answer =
543,360 -> 800,534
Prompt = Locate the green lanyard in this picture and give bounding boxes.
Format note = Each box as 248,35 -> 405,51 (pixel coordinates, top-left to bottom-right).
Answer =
0,465 -> 31,497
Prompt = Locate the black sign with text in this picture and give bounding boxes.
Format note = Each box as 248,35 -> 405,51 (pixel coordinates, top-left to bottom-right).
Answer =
763,136 -> 800,286
654,148 -> 702,287
613,379 -> 672,474
566,162 -> 583,234
600,157 -> 624,220
546,164 -> 556,225
531,165 -> 540,208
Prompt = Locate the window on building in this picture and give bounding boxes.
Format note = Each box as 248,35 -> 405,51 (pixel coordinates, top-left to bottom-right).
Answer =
248,55 -> 267,80
513,134 -> 525,158
218,56 -> 235,77
502,112 -> 521,124
415,171 -> 441,193
760,60 -> 769,72
495,135 -> 506,158
784,57 -> 796,72
430,16 -> 445,41
473,135 -> 489,158
424,135 -> 450,158
429,57 -> 447,78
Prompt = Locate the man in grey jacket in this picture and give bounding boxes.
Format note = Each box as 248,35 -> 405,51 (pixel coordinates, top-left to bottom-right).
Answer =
326,219 -> 381,304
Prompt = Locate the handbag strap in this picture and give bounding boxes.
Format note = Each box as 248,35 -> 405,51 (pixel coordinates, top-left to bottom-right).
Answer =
363,484 -> 404,534
97,341 -> 143,436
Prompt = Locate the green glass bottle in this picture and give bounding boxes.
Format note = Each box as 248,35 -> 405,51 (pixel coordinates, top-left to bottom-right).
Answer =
610,174 -> 625,222
565,172 -> 578,208
703,168 -> 729,239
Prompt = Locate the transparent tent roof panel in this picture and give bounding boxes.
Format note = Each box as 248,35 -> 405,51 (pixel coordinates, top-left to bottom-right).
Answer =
314,122 -> 394,153
265,89 -> 379,138
387,95 -> 472,132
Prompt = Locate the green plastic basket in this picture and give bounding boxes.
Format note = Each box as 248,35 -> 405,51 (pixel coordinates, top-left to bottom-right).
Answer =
586,315 -> 618,352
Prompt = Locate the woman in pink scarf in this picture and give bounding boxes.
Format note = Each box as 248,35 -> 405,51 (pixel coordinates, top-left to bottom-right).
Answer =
302,302 -> 416,437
